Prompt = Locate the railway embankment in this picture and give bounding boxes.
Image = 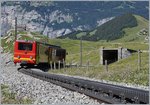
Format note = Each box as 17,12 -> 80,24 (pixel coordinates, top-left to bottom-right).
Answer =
1,53 -> 100,104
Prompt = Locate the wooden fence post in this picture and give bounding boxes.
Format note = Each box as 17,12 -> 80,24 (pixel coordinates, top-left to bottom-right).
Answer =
70,60 -> 72,68
87,60 -> 89,70
138,49 -> 141,71
58,61 -> 60,70
100,46 -> 104,65
63,59 -> 65,68
77,62 -> 79,70
105,60 -> 108,72
50,62 -> 52,70
54,62 -> 56,69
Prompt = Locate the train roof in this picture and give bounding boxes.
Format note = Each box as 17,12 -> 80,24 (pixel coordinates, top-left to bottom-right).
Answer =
15,40 -> 36,43
15,40 -> 61,48
36,41 -> 61,48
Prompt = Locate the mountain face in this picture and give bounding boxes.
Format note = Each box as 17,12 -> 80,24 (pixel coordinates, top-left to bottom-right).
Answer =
1,1 -> 148,38
59,13 -> 148,42
59,13 -> 138,41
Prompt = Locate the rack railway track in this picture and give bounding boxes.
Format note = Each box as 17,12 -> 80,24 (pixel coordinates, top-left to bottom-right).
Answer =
18,67 -> 149,104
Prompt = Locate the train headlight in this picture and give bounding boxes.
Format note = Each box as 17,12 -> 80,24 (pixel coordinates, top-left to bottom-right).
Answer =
17,55 -> 20,59
30,56 -> 33,59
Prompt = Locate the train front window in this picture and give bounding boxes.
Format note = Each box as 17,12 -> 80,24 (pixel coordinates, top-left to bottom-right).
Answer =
18,43 -> 33,51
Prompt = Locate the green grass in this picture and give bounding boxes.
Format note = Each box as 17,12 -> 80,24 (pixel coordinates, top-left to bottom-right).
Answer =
47,39 -> 148,65
59,14 -> 148,42
76,32 -> 87,38
49,51 -> 149,86
1,84 -> 32,104
1,29 -> 149,86
89,29 -> 97,36
47,39 -> 148,86
114,15 -> 148,42
19,31 -> 28,34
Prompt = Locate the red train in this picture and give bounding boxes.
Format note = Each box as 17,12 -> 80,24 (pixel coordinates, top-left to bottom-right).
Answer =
14,40 -> 66,67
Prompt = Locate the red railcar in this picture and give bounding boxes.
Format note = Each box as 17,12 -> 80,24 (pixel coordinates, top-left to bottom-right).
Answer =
14,40 -> 66,67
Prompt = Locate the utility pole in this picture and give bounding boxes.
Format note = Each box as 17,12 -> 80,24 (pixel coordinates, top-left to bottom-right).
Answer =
47,31 -> 49,43
80,37 -> 82,66
15,17 -> 17,41
138,49 -> 141,71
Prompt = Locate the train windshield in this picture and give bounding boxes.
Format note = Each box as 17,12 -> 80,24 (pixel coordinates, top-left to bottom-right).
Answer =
18,43 -> 33,51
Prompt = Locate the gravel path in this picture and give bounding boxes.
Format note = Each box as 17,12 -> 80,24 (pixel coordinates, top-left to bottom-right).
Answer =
1,53 -> 101,105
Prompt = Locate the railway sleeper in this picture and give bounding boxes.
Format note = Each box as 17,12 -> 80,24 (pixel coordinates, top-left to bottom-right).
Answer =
18,69 -> 149,104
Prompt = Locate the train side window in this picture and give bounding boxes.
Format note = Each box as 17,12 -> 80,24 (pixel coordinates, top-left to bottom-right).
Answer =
18,43 -> 33,51
56,49 -> 66,56
56,50 -> 61,56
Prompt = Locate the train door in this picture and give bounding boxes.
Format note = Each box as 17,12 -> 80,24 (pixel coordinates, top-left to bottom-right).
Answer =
38,44 -> 49,63
48,47 -> 53,64
36,42 -> 39,64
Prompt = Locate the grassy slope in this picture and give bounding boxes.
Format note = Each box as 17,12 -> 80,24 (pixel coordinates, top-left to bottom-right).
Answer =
48,39 -> 149,86
1,84 -> 32,104
48,39 -> 148,65
1,15 -> 149,86
114,15 -> 148,42
60,14 -> 148,43
47,15 -> 149,86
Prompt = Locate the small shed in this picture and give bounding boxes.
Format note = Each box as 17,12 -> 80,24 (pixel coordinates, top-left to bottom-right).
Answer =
100,47 -> 136,65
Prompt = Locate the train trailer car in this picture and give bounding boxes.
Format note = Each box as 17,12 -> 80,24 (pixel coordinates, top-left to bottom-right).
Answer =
14,40 -> 66,67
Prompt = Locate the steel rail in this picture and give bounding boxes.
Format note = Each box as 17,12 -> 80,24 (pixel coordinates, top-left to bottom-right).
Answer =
18,68 -> 149,104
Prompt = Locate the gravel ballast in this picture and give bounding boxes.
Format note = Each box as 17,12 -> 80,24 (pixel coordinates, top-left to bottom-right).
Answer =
1,53 -> 101,105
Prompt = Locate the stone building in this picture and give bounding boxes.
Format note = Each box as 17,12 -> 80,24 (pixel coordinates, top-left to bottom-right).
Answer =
100,47 -> 136,65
